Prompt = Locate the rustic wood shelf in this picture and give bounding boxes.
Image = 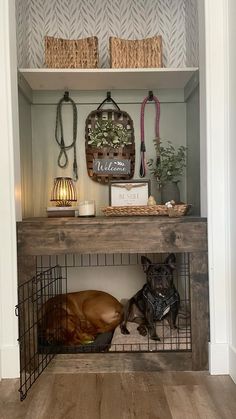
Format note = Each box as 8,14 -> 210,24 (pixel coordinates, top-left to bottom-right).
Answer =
18,67 -> 199,91
18,216 -> 207,256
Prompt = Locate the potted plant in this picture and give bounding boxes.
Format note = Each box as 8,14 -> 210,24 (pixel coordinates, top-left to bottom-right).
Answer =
88,119 -> 132,149
147,140 -> 187,203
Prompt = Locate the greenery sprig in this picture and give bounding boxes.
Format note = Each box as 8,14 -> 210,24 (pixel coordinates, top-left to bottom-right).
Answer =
147,139 -> 187,186
88,119 -> 132,149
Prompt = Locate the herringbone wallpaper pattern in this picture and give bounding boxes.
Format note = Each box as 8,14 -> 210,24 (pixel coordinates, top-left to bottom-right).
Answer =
185,0 -> 199,67
15,0 -> 198,69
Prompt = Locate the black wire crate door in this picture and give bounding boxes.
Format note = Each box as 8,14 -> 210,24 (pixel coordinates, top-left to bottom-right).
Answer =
16,265 -> 66,401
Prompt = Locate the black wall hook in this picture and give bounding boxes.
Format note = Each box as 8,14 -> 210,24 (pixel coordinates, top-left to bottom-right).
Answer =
64,91 -> 70,102
148,90 -> 154,101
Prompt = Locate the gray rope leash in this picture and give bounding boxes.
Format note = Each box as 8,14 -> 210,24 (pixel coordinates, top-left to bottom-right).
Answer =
55,92 -> 78,181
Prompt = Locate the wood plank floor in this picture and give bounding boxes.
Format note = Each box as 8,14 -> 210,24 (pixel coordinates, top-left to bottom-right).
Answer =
46,353 -> 193,373
0,371 -> 236,419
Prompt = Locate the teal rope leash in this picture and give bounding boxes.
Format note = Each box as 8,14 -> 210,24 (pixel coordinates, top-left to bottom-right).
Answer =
55,91 -> 78,181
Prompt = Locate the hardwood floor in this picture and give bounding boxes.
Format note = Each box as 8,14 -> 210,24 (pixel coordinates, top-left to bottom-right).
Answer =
0,371 -> 236,419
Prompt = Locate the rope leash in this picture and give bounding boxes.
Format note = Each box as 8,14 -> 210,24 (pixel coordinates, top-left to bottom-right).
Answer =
139,94 -> 161,178
55,92 -> 78,181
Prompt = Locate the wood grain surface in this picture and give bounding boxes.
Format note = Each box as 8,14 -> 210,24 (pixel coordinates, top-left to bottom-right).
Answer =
17,216 -> 207,256
46,353 -> 192,373
190,252 -> 209,370
0,371 -> 235,419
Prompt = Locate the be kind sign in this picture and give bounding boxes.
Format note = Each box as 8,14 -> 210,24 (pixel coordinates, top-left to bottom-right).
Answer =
93,159 -> 131,175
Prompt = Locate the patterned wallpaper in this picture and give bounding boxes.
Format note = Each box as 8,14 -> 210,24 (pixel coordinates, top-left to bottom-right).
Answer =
15,0 -> 198,69
185,0 -> 199,67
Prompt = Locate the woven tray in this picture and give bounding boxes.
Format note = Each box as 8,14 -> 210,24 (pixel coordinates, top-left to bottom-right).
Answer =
45,35 -> 99,68
109,35 -> 163,68
102,204 -> 190,217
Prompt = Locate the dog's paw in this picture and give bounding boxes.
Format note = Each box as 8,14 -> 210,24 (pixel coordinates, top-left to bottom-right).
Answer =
150,335 -> 161,341
120,325 -> 130,335
137,325 -> 147,336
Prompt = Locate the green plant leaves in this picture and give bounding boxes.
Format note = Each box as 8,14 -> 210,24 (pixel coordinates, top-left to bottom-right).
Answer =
88,119 -> 132,149
147,140 -> 187,186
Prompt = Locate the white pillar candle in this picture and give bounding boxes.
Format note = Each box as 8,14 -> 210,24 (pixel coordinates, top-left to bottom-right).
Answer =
78,200 -> 95,216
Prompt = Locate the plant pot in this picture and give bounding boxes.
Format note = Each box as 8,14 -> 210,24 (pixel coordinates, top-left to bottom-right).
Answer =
161,181 -> 180,204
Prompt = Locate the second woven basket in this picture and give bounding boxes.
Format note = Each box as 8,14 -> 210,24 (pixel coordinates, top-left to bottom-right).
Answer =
109,35 -> 163,68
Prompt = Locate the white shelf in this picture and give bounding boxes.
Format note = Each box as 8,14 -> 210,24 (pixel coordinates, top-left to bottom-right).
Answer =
18,67 -> 199,91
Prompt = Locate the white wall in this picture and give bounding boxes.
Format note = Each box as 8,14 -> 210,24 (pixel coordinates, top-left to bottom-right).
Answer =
198,0 -> 207,216
0,0 -> 21,379
228,0 -> 236,383
204,0 -> 231,375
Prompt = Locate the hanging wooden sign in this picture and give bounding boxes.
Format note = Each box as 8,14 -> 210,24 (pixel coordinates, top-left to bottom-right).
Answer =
85,103 -> 135,184
93,158 -> 131,175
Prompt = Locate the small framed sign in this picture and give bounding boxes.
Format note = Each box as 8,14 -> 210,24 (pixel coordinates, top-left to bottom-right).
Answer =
109,180 -> 150,207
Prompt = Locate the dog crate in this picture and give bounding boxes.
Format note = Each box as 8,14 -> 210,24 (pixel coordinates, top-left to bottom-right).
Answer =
16,265 -> 66,400
16,215 -> 209,401
16,252 -> 191,400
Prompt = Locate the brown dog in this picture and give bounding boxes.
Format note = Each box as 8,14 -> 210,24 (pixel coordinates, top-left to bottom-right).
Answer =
39,290 -> 123,346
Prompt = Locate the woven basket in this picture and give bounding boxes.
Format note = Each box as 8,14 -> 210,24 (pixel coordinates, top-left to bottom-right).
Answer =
109,35 -> 163,68
85,109 -> 135,184
102,204 -> 190,217
45,36 -> 99,68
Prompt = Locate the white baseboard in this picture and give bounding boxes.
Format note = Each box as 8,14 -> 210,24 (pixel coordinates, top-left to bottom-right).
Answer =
209,342 -> 229,374
0,344 -> 19,378
229,344 -> 236,383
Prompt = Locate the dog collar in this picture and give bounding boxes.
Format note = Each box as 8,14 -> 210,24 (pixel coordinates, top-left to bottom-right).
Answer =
142,284 -> 179,321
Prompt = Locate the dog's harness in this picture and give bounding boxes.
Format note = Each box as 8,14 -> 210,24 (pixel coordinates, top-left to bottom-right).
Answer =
142,284 -> 179,321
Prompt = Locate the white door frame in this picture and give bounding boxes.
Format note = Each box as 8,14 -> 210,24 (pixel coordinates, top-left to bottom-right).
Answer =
0,0 -> 21,378
200,0 -> 230,374
0,0 -> 232,377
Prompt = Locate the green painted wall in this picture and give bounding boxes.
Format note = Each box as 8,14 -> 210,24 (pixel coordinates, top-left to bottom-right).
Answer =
30,90 -> 187,216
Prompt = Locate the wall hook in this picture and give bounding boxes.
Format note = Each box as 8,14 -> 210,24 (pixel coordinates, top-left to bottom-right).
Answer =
148,90 -> 154,101
64,91 -> 70,102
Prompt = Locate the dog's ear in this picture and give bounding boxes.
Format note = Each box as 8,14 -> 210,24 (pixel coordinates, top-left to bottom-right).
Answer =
141,256 -> 152,273
165,253 -> 176,270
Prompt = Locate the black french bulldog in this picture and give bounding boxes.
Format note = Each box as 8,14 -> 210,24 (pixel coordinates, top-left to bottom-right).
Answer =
120,254 -> 180,341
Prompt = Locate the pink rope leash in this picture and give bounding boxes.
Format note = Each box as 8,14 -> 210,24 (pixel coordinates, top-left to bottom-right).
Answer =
139,94 -> 161,178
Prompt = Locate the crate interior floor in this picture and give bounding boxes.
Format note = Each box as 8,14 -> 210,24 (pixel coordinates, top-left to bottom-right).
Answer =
1,370 -> 236,419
